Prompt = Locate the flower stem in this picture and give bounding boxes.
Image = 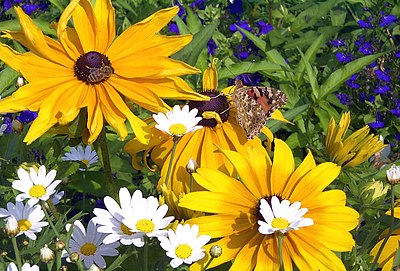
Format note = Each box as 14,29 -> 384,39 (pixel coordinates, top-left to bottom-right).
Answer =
46,199 -> 60,221
278,234 -> 284,271
369,184 -> 395,271
143,238 -> 148,271
202,256 -> 216,271
164,136 -> 180,187
41,202 -> 60,238
94,127 -> 117,199
11,237 -> 22,270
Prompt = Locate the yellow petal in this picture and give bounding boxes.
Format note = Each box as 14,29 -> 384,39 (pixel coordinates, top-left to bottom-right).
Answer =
86,91 -> 104,144
230,233 -> 264,271
94,0 -> 115,53
202,58 -> 218,91
71,0 -> 97,52
270,109 -> 292,124
271,139 -> 295,194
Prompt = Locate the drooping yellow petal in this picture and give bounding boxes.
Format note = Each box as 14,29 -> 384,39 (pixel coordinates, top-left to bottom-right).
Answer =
86,90 -> 104,144
270,109 -> 292,124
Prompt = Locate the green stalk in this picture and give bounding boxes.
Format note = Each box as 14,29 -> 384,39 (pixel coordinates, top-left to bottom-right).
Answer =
42,202 -> 60,238
370,184 -> 395,271
11,237 -> 22,270
164,136 -> 180,187
278,234 -> 284,271
143,238 -> 148,271
94,127 -> 117,199
202,256 -> 216,271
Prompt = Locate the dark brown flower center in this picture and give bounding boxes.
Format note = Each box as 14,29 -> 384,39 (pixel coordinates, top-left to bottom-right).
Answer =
188,92 -> 230,128
74,51 -> 114,84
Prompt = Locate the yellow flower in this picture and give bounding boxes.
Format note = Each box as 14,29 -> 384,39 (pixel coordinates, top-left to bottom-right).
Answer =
325,112 -> 385,168
179,139 -> 359,271
0,1 -> 206,144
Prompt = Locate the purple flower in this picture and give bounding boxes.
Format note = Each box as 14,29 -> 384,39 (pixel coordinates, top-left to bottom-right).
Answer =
335,51 -> 354,63
379,14 -> 397,27
2,113 -> 13,134
395,132 -> 400,142
257,20 -> 273,35
368,113 -> 385,129
331,39 -> 347,48
395,51 -> 400,58
230,20 -> 252,36
346,74 -> 360,89
375,69 -> 391,82
374,84 -> 390,94
22,3 -> 38,15
207,38 -> 217,55
231,73 -> 263,86
390,107 -> 400,117
190,0 -> 206,10
174,0 -> 185,17
168,22 -> 179,34
336,93 -> 353,105
360,92 -> 375,103
3,0 -> 12,11
228,0 -> 243,16
16,110 -> 38,123
355,37 -> 374,55
358,18 -> 374,28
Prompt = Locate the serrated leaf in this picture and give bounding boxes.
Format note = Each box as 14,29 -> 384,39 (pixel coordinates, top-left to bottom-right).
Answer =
172,21 -> 217,67
319,53 -> 384,100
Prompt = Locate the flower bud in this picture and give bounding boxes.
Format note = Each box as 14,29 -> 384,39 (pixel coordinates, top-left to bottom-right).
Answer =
59,266 -> 68,271
12,119 -> 23,133
69,252 -> 80,262
3,216 -> 20,237
209,245 -> 222,258
22,239 -> 29,246
88,264 -> 104,271
40,244 -> 55,263
16,77 -> 25,87
186,158 -> 198,174
387,164 -> 400,185
55,239 -> 66,251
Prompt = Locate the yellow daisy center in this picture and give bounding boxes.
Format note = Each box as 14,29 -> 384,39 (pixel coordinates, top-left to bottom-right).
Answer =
271,217 -> 290,230
175,244 -> 192,259
136,219 -> 154,233
29,185 -> 46,198
81,159 -> 89,166
80,242 -> 97,256
169,124 -> 187,135
121,223 -> 134,235
18,219 -> 32,231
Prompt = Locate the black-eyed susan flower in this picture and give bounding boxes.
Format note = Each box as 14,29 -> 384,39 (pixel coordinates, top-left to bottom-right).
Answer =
158,224 -> 211,268
325,112 -> 385,168
0,0 -> 206,145
125,60 -> 284,220
179,139 -> 359,271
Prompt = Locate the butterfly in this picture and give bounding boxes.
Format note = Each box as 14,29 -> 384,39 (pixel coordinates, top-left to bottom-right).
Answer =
231,79 -> 287,139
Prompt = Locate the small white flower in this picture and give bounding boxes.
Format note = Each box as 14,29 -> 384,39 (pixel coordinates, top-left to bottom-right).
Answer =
0,123 -> 8,135
65,219 -> 119,269
12,165 -> 62,205
7,262 -> 39,271
153,105 -> 203,137
0,201 -> 48,240
93,187 -> 150,246
62,145 -> 98,169
387,164 -> 400,184
158,224 -> 211,268
121,191 -> 174,247
40,244 -> 55,263
3,216 -> 20,237
257,196 -> 314,235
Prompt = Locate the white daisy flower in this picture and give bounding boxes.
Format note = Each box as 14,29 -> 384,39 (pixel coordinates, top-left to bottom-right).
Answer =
257,196 -> 314,235
153,105 -> 203,137
158,224 -> 211,268
93,187 -> 148,246
121,191 -> 174,247
65,219 -> 119,269
12,165 -> 62,205
7,262 -> 39,271
0,201 -> 48,240
0,123 -> 8,135
62,145 -> 98,168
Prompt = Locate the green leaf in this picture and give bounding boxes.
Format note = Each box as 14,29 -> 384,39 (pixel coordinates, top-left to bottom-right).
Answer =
330,8 -> 347,26
0,67 -> 19,95
48,0 -> 64,12
236,26 -> 267,52
186,8 -> 202,34
295,33 -> 327,82
290,0 -> 339,33
319,53 -> 384,100
218,61 -> 283,80
172,15 -> 190,35
172,21 -> 217,67
298,49 -> 320,99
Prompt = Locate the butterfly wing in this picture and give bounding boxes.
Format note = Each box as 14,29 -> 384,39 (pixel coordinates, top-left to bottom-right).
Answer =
232,80 -> 287,139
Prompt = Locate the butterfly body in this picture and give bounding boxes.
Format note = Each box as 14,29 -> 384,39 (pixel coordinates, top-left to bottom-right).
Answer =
232,79 -> 287,139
